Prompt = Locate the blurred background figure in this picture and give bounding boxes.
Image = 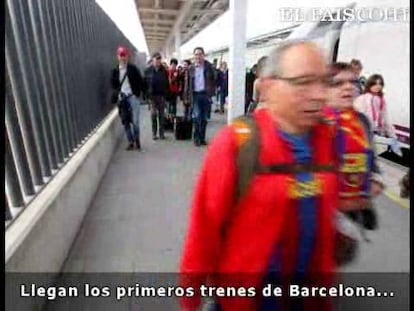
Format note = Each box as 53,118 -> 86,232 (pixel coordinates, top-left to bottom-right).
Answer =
144,52 -> 170,140
248,56 -> 268,113
168,58 -> 180,119
325,62 -> 384,250
349,59 -> 365,96
354,74 -> 402,156
212,58 -> 220,110
216,61 -> 228,114
245,64 -> 258,114
185,47 -> 216,147
180,59 -> 192,119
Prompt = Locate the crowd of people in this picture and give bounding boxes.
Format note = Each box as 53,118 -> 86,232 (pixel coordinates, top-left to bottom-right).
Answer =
111,46 -> 229,150
110,44 -> 404,156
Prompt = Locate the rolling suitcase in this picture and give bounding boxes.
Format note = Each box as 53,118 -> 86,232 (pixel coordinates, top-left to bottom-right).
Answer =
174,116 -> 193,140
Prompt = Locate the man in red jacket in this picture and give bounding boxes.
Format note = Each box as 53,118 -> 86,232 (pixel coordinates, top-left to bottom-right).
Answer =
179,40 -> 339,311
168,58 -> 180,118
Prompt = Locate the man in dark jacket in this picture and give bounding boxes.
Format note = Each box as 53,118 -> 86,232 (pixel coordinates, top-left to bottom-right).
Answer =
185,47 -> 216,146
181,59 -> 192,119
144,52 -> 170,140
111,46 -> 145,150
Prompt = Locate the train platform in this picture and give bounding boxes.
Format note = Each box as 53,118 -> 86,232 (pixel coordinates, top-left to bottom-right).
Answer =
61,105 -> 410,275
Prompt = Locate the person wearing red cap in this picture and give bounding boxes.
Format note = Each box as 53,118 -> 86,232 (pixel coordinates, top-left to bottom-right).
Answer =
111,45 -> 145,150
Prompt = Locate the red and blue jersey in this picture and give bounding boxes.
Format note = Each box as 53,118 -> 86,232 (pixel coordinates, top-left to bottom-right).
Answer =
323,106 -> 375,210
261,131 -> 320,311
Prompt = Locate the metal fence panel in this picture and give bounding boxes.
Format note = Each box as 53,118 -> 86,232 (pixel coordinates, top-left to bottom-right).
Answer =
5,0 -> 139,225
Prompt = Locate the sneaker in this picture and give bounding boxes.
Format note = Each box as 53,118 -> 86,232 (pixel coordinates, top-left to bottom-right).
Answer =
153,136 -> 159,140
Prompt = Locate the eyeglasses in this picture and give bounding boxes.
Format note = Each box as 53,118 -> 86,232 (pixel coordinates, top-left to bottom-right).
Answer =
330,78 -> 359,88
270,74 -> 331,88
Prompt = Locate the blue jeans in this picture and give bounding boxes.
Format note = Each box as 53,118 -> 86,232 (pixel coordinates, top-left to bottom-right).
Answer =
123,95 -> 140,143
192,92 -> 210,142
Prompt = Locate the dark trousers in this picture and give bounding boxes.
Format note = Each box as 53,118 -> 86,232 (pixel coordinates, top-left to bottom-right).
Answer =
192,92 -> 210,143
183,102 -> 191,120
219,88 -> 227,112
150,96 -> 166,137
168,93 -> 178,117
207,97 -> 212,119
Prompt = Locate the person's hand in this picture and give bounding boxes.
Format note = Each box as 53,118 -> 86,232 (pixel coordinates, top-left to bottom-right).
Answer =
371,181 -> 384,197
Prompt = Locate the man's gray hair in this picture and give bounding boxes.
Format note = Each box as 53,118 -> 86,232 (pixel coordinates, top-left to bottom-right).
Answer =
260,39 -> 314,78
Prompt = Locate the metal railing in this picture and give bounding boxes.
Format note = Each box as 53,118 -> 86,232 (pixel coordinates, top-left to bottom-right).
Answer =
5,0 -> 137,225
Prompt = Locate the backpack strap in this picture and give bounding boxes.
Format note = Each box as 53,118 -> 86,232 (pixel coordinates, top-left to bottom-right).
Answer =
256,163 -> 335,174
232,115 -> 337,202
118,67 -> 128,92
232,115 -> 260,202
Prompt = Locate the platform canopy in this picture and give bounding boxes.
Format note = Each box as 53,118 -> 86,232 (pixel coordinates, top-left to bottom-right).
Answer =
135,0 -> 229,57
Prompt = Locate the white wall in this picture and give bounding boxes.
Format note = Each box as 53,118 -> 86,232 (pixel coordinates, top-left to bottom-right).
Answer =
6,109 -> 124,272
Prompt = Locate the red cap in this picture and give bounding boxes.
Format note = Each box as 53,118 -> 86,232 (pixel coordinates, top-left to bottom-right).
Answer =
117,46 -> 129,56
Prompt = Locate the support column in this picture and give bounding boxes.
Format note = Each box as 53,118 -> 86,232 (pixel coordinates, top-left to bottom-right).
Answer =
227,0 -> 247,124
175,31 -> 181,62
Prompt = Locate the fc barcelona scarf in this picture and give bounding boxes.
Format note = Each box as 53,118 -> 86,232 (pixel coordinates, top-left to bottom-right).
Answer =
333,108 -> 373,200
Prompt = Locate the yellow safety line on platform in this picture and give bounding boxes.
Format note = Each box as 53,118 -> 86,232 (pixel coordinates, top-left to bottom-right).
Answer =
384,190 -> 410,209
